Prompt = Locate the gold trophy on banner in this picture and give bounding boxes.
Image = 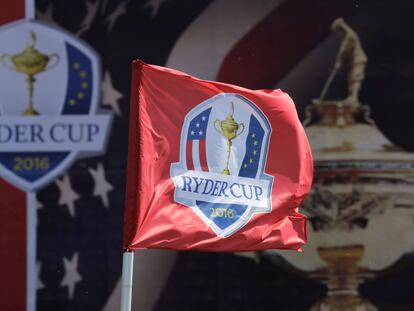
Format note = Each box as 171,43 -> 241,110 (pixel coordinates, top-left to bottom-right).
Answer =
264,18 -> 414,311
214,101 -> 244,175
1,31 -> 60,115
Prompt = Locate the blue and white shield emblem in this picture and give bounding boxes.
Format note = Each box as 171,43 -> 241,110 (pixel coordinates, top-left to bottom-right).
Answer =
0,20 -> 112,191
171,93 -> 274,237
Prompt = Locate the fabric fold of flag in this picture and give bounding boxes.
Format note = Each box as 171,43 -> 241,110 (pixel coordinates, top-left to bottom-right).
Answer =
123,60 -> 313,252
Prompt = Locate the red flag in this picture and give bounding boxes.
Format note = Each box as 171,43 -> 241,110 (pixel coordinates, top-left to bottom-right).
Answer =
123,60 -> 313,252
0,1 -> 32,310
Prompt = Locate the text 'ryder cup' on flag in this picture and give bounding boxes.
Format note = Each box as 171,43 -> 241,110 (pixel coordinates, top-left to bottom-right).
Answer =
123,60 -> 313,252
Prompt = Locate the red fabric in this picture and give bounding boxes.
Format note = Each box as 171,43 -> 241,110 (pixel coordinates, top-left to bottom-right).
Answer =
0,1 -> 27,309
0,0 -> 25,25
123,60 -> 313,252
0,179 -> 27,310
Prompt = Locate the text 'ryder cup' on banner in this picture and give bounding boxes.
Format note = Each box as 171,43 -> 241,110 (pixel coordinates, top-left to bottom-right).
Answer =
123,60 -> 313,252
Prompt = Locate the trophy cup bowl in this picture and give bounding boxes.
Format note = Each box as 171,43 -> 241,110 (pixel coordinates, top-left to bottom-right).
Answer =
216,117 -> 242,141
0,31 -> 59,115
5,47 -> 58,76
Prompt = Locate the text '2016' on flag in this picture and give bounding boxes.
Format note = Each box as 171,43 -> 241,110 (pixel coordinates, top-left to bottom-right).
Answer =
123,60 -> 313,252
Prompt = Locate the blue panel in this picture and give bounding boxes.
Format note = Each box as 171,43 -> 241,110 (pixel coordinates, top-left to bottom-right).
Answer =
187,108 -> 211,140
62,43 -> 93,115
196,200 -> 248,230
238,115 -> 264,178
0,152 -> 69,182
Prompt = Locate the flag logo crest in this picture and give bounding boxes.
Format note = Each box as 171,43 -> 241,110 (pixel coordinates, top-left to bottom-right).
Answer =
0,20 -> 113,191
171,93 -> 274,237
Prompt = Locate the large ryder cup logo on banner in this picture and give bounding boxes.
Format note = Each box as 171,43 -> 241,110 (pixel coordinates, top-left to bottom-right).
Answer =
0,21 -> 112,191
171,93 -> 274,237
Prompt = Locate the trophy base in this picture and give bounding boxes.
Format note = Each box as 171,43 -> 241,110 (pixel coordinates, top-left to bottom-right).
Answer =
221,168 -> 230,175
22,107 -> 39,116
310,295 -> 378,311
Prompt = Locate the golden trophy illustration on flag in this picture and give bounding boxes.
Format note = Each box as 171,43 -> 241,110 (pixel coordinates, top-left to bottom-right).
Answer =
214,101 -> 245,175
1,31 -> 59,115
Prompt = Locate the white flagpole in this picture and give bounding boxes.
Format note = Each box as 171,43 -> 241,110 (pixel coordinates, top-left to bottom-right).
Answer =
120,251 -> 134,311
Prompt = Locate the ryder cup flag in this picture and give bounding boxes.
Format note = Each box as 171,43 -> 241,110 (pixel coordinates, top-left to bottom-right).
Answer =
123,60 -> 313,252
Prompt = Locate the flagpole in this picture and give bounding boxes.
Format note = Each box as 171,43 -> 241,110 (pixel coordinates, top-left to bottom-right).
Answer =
120,251 -> 134,311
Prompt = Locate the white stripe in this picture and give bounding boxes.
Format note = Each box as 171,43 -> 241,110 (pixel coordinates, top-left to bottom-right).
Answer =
25,0 -> 35,19
166,0 -> 284,80
192,140 -> 202,170
26,192 -> 36,311
276,35 -> 339,109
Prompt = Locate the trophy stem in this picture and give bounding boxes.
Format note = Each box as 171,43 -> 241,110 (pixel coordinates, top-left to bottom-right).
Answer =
222,140 -> 232,175
23,75 -> 39,116
310,246 -> 377,311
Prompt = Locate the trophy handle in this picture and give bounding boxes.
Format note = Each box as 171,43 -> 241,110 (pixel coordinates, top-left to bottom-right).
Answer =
46,53 -> 60,70
1,54 -> 16,70
237,123 -> 245,136
214,119 -> 223,135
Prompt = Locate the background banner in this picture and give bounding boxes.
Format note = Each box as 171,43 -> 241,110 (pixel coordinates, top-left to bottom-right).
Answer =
1,1 -> 414,310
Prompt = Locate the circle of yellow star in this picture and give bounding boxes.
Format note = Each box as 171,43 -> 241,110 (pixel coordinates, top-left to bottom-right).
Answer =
68,99 -> 76,106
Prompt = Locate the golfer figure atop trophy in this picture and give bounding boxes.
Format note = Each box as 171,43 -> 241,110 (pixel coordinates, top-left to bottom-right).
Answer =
304,18 -> 370,128
1,31 -> 59,115
214,101 -> 245,175
322,18 -> 367,104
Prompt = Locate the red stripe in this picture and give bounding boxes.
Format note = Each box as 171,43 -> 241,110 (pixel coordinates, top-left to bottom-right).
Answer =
186,140 -> 194,170
217,0 -> 355,89
0,178 -> 27,311
0,1 -> 28,309
0,0 -> 25,25
199,140 -> 208,171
